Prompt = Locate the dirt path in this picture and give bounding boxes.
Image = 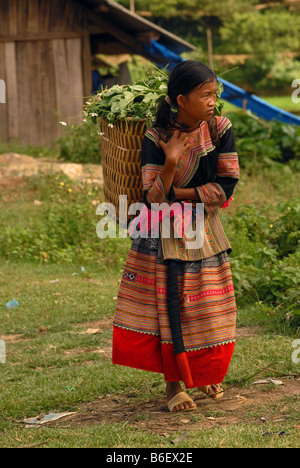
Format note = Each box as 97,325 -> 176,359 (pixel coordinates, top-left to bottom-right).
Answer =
0,153 -> 103,186
5,321 -> 298,436
36,322 -> 300,437
45,376 -> 299,437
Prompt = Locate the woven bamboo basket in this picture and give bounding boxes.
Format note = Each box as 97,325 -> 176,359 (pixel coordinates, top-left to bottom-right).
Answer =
99,117 -> 147,225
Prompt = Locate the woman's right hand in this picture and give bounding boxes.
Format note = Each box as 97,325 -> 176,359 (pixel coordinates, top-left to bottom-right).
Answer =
159,130 -> 191,167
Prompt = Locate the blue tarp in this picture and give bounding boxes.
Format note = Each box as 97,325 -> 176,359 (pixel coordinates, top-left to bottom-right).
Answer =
143,39 -> 183,71
219,77 -> 300,126
143,39 -> 300,126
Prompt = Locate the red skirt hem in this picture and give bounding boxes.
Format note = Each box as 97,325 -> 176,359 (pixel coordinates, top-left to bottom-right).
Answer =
113,325 -> 235,388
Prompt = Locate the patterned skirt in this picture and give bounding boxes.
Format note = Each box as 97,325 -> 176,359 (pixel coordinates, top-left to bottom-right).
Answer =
112,235 -> 237,388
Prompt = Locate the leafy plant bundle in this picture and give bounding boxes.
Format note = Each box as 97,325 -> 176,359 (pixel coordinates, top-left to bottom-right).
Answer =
84,65 -> 224,129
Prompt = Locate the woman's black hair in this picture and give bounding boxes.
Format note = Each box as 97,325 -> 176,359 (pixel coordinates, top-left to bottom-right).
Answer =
153,61 -> 220,146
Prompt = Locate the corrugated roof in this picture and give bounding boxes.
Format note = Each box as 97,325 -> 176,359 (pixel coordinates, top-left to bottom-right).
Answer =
77,0 -> 195,54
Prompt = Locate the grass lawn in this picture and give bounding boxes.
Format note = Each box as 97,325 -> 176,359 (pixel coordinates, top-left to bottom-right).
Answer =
0,154 -> 299,448
0,262 -> 299,448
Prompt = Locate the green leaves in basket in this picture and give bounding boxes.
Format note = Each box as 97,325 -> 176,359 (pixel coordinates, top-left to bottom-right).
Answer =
84,65 -> 224,129
215,81 -> 225,117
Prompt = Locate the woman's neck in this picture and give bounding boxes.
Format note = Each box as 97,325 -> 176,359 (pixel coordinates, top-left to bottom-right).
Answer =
174,112 -> 202,130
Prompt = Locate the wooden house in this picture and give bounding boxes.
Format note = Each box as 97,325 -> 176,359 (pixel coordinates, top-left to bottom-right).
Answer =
0,0 -> 194,146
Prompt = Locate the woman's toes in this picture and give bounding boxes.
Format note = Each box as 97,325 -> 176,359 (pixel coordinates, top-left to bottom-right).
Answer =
173,403 -> 183,412
166,383 -> 197,412
169,397 -> 196,412
198,384 -> 223,399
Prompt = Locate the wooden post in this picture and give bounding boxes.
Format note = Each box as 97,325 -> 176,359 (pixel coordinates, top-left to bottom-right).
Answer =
207,28 -> 213,70
130,0 -> 135,13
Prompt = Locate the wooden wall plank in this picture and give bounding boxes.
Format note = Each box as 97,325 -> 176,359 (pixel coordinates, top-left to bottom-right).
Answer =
27,0 -> 40,34
52,39 -> 70,126
64,0 -> 73,31
0,1 -> 9,35
66,38 -> 84,124
28,41 -> 43,146
47,0 -> 85,33
39,0 -> 51,32
82,33 -> 92,98
0,0 -> 91,145
16,41 -> 34,144
0,32 -> 84,43
65,0 -> 85,32
39,40 -> 59,143
8,0 -> 18,35
4,42 -> 19,140
71,0 -> 83,32
17,0 -> 28,35
35,41 -> 46,145
49,0 -> 67,33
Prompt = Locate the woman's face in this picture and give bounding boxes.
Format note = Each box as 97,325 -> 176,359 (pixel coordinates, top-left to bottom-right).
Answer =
176,79 -> 217,127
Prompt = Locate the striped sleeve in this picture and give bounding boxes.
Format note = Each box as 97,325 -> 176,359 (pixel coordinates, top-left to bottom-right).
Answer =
196,118 -> 240,214
141,130 -> 176,208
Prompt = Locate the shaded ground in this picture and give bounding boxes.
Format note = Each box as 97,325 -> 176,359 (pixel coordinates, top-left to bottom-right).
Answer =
10,321 -> 298,437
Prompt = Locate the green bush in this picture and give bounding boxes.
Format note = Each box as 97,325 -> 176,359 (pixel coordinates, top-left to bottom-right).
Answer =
0,172 -> 299,330
259,57 -> 300,91
0,172 -> 130,268
226,199 -> 300,329
221,56 -> 300,93
220,10 -> 300,55
226,111 -> 300,169
56,120 -> 101,164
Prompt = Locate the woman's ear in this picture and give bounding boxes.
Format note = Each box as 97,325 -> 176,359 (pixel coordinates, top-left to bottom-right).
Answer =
176,94 -> 186,108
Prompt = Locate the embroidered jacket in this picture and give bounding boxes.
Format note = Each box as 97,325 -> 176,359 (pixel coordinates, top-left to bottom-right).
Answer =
140,116 -> 240,261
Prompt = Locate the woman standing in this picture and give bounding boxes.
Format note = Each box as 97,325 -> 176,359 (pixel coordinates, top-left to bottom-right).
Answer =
112,61 -> 240,412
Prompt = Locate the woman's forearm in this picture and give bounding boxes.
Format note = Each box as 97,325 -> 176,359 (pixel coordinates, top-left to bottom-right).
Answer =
159,161 -> 177,199
175,187 -> 200,201
159,160 -> 201,202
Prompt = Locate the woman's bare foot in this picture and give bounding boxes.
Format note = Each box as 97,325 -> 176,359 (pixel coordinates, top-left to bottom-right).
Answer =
199,384 -> 224,399
166,381 -> 196,412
